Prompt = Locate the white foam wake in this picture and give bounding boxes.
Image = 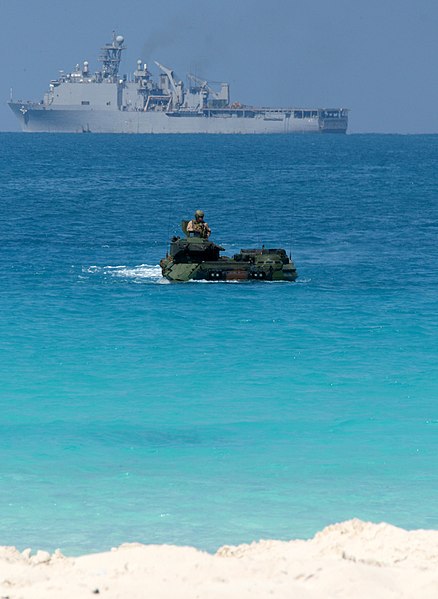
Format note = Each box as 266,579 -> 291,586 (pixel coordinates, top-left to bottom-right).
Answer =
84,264 -> 164,282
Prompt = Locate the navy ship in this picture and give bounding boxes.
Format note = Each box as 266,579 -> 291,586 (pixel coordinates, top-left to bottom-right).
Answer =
9,33 -> 348,134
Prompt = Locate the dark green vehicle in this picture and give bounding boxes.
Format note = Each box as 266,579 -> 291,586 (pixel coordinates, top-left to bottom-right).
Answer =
160,221 -> 298,282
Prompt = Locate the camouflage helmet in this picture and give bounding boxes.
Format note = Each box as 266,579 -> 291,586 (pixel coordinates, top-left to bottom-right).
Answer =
195,209 -> 204,218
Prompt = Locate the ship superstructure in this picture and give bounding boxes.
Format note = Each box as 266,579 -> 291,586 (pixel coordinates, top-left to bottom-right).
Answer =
9,33 -> 348,134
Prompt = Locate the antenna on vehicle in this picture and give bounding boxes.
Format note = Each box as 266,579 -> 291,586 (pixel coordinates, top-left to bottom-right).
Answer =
251,201 -> 262,248
166,194 -> 174,257
288,193 -> 294,262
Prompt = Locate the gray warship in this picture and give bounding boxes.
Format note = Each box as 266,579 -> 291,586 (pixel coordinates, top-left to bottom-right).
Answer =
9,33 -> 348,134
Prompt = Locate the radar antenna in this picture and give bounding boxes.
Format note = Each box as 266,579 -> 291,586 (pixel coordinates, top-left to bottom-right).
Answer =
99,32 -> 126,80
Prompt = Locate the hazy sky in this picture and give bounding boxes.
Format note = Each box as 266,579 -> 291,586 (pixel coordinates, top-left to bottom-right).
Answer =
1,0 -> 437,133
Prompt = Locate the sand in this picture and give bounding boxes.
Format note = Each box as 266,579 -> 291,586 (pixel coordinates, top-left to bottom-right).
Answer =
1,519 -> 438,598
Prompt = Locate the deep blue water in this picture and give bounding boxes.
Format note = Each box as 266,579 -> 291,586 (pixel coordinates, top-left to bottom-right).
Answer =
0,133 -> 437,555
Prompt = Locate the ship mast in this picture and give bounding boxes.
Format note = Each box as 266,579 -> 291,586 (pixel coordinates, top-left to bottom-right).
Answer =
99,32 -> 126,80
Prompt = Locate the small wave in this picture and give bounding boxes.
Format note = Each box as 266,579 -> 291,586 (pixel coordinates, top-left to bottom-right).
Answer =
188,279 -> 294,284
189,279 -> 241,284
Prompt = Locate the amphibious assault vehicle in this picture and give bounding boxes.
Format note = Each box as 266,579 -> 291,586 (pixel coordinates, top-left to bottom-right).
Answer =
160,222 -> 297,282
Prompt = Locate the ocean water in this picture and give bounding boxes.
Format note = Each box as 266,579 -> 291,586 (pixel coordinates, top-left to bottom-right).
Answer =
0,133 -> 437,555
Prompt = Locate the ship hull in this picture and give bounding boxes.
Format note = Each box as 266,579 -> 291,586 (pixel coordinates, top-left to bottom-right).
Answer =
9,103 -> 347,134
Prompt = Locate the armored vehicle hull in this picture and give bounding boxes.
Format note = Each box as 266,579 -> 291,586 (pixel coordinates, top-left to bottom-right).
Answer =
160,236 -> 297,282
9,33 -> 348,135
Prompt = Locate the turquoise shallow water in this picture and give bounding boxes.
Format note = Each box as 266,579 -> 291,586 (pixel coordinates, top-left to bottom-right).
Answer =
0,133 -> 437,554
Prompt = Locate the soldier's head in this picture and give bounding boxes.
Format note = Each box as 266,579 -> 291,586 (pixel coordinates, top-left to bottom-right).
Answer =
194,209 -> 204,222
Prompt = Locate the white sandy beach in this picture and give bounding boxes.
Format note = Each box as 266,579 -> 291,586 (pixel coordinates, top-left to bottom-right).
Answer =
1,519 -> 437,598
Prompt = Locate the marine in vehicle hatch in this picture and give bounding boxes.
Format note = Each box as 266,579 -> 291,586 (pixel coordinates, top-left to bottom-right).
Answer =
160,217 -> 297,282
186,210 -> 211,239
